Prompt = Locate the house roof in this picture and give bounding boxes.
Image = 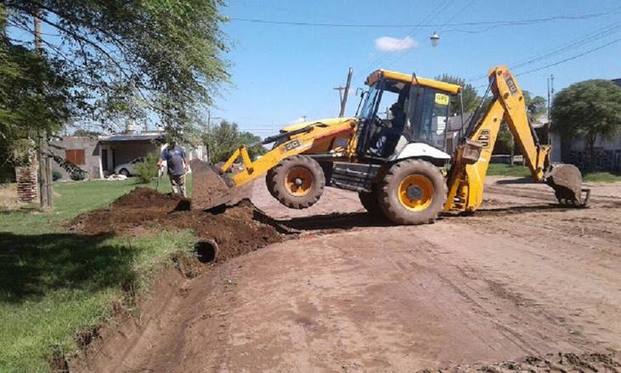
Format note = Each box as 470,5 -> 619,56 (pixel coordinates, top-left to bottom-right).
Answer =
613,78 -> 621,87
98,133 -> 164,144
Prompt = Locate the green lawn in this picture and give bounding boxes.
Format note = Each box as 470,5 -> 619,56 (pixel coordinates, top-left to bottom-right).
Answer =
486,163 -> 621,183
487,163 -> 531,178
582,172 -> 621,183
0,177 -> 194,372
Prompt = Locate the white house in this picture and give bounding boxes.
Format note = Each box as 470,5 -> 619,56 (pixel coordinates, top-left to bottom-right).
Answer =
51,131 -> 207,180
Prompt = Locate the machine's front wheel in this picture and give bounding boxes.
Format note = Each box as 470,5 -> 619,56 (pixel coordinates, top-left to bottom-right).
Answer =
378,159 -> 447,225
268,155 -> 325,209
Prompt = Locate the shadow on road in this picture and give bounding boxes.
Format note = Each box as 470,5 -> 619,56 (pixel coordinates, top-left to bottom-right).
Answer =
280,212 -> 391,231
463,203 -> 576,217
268,202 -> 590,233
494,177 -> 536,185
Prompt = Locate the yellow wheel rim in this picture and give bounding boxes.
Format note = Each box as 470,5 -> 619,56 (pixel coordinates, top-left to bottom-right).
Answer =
285,166 -> 313,196
398,174 -> 434,211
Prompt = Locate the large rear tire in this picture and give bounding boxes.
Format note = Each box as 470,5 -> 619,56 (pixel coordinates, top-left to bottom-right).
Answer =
265,169 -> 278,198
378,159 -> 447,225
268,155 -> 325,209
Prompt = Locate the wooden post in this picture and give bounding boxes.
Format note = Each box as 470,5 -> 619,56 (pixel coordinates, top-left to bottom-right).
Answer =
339,68 -> 353,117
334,68 -> 353,117
34,14 -> 53,208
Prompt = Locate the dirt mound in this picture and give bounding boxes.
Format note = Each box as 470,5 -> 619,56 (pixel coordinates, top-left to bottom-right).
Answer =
69,187 -> 283,261
420,352 -> 621,372
110,187 -> 186,210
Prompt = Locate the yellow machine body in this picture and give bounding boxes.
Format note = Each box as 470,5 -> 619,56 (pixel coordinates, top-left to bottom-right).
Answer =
221,118 -> 357,186
444,66 -> 551,212
217,70 -> 460,187
201,65 -> 585,215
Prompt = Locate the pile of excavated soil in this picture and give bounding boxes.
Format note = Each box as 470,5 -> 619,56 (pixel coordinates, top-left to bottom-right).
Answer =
420,352 -> 621,372
69,187 -> 283,261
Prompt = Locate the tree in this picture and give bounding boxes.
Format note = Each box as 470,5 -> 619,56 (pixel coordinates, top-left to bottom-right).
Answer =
1,1 -> 228,208
493,91 -> 547,156
2,1 -> 228,133
494,124 -> 514,155
435,74 -> 480,115
72,129 -> 101,137
552,80 -> 621,169
523,90 -> 547,119
0,7 -> 70,167
203,120 -> 267,163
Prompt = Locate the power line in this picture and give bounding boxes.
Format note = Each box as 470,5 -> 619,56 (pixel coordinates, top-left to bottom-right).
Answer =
383,0 -> 477,69
473,37 -> 621,89
228,7 -> 621,29
515,37 -> 621,76
468,22 -> 621,82
438,0 -> 477,30
513,24 -> 621,70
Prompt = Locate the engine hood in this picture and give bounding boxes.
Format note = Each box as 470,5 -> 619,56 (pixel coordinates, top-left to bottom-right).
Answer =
280,117 -> 357,133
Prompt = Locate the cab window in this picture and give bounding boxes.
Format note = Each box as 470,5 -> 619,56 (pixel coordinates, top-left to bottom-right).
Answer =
406,86 -> 450,147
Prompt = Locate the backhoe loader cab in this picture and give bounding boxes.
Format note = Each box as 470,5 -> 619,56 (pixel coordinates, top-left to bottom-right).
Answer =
356,70 -> 461,163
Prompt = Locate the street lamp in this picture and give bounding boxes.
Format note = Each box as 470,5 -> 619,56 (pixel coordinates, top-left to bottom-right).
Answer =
430,31 -> 440,47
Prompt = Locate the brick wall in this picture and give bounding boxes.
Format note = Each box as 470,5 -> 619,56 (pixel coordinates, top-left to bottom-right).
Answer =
15,162 -> 39,203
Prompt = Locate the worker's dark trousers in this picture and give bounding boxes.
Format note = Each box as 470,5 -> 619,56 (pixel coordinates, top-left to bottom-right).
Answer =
170,174 -> 186,197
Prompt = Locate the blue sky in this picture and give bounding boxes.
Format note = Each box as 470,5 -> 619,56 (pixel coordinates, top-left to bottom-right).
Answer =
213,0 -> 621,137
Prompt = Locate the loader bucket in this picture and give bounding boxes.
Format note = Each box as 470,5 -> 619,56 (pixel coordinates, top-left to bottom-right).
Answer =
545,164 -> 590,207
190,159 -> 251,211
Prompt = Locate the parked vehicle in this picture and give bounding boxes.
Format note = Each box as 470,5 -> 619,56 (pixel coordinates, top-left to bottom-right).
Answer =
114,157 -> 145,176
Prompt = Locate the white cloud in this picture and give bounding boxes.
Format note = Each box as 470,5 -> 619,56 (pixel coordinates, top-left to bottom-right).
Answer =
374,36 -> 417,52
288,116 -> 307,124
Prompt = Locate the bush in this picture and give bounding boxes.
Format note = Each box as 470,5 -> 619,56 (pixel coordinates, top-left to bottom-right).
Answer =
52,170 -> 62,181
135,152 -> 159,184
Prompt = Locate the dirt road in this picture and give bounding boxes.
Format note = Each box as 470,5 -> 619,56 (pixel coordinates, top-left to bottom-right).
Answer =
87,178 -> 621,372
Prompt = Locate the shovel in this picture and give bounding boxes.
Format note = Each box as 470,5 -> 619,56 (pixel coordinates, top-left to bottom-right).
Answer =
155,166 -> 163,191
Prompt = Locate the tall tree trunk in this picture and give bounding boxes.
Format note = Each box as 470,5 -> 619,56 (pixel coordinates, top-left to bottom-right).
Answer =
34,13 -> 53,209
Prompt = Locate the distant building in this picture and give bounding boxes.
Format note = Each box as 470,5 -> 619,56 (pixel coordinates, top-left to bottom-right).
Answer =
50,131 -> 207,180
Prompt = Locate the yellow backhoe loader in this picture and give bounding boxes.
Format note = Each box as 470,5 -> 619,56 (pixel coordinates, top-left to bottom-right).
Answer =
192,66 -> 589,224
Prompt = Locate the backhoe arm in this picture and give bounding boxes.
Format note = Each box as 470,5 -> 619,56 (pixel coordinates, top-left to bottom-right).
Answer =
444,66 -> 585,212
497,68 -> 550,181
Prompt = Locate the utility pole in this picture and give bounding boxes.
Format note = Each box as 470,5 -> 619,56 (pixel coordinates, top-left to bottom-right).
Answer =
334,68 -> 353,117
35,14 -> 53,209
547,76 -> 551,123
546,74 -> 555,146
206,109 -> 211,162
550,74 -> 555,100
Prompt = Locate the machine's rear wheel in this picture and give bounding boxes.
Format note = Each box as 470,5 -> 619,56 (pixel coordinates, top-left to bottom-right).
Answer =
358,187 -> 381,215
268,155 -> 325,209
378,159 -> 447,225
265,169 -> 277,198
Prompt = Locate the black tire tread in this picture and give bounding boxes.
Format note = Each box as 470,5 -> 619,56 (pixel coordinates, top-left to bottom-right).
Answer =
269,155 -> 325,209
265,169 -> 278,198
378,159 -> 447,225
358,188 -> 381,215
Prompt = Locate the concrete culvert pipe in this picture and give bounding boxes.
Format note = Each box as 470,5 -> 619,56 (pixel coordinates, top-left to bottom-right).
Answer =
194,239 -> 218,263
